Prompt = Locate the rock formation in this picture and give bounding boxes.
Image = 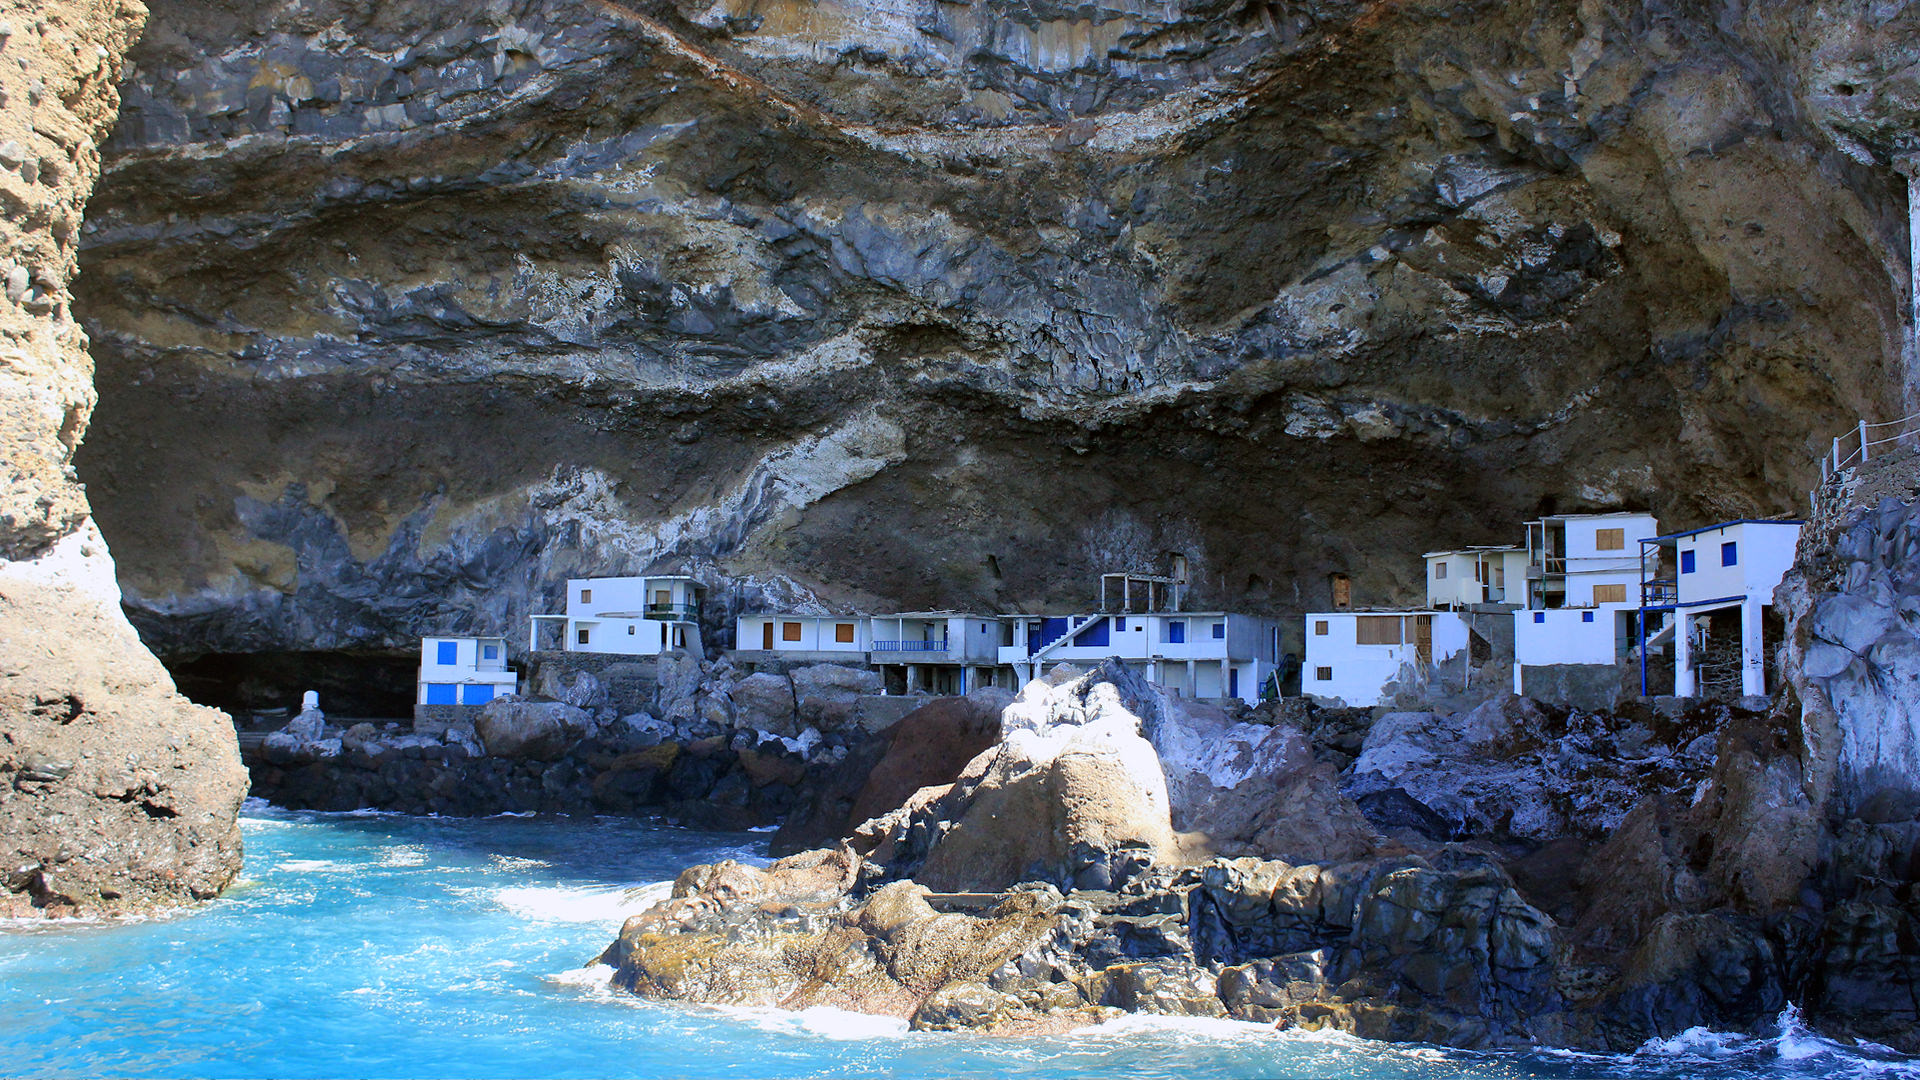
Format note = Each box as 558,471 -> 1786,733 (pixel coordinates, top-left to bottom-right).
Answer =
0,0 -> 245,916
57,0 -> 1917,679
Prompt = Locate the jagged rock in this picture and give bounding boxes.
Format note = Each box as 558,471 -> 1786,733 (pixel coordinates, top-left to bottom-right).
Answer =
893,661 -> 1180,892
473,697 -> 590,760
789,665 -> 884,731
729,673 -> 799,737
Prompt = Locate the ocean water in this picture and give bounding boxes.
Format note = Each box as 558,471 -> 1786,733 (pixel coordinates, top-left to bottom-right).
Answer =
0,805 -> 1913,1080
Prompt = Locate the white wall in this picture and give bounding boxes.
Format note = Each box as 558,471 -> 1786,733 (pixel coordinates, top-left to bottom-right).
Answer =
418,637 -> 517,704
1302,612 -> 1467,707
570,617 -> 671,656
1513,608 -> 1620,667
566,577 -> 700,618
1558,514 -> 1658,607
1676,522 -> 1802,606
736,615 -> 867,652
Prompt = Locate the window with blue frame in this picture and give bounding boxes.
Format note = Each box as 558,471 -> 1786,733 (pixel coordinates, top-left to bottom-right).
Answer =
425,683 -> 457,705
436,641 -> 458,665
482,644 -> 498,660
460,684 -> 494,705
1583,612 -> 1594,623
1722,541 -> 1737,567
1534,612 -> 1545,624
1681,549 -> 1696,574
1165,620 -> 1186,644
1212,621 -> 1225,639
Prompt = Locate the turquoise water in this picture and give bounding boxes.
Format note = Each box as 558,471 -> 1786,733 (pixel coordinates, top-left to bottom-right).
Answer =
1,805 -> 1914,1080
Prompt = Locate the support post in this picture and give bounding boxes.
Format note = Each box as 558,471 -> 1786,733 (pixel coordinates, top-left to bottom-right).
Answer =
1740,598 -> 1766,698
1861,419 -> 1871,464
1674,611 -> 1695,698
1185,659 -> 1197,697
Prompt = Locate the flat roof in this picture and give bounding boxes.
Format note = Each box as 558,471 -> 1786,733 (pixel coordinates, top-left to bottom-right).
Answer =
1422,545 -> 1522,558
875,611 -> 1003,619
1304,608 -> 1450,617
1640,518 -> 1806,544
565,574 -> 702,584
1527,511 -> 1658,523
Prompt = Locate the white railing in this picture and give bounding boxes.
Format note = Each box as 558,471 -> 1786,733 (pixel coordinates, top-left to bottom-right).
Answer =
1822,410 -> 1920,480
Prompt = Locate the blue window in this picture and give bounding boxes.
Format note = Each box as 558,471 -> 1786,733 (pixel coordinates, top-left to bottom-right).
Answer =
1212,622 -> 1225,639
1681,549 -> 1696,574
1533,612 -> 1545,624
482,644 -> 498,660
1582,612 -> 1594,623
425,683 -> 457,705
460,684 -> 495,705
1722,541 -> 1737,567
1115,618 -> 1126,632
1165,620 -> 1186,644
436,641 -> 458,665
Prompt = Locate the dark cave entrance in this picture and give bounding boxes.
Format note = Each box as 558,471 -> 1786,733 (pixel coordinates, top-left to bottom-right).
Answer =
164,650 -> 418,722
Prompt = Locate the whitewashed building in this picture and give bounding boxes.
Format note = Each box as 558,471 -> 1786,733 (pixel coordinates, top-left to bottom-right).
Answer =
1000,611 -> 1284,705
528,575 -> 705,656
1302,610 -> 1471,707
1425,546 -> 1529,608
868,612 -> 1009,695
1641,519 -> 1804,698
733,613 -> 871,659
417,636 -> 518,708
1523,512 -> 1661,609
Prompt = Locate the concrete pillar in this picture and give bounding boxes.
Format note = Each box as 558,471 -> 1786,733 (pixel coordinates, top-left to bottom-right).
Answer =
1674,611 -> 1695,698
906,664 -> 920,692
1741,599 -> 1766,698
1186,659 -> 1197,697
1513,663 -> 1524,696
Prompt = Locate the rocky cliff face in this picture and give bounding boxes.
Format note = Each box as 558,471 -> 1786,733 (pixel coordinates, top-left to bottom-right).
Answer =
0,0 -> 246,916
67,0 -> 1917,667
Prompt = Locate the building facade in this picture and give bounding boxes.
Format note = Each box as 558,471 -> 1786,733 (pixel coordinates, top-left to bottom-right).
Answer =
529,575 -> 705,657
1302,610 -> 1471,707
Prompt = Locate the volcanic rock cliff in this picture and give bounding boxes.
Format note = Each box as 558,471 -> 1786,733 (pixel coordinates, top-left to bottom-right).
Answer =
0,0 -> 245,916
68,0 -> 1919,678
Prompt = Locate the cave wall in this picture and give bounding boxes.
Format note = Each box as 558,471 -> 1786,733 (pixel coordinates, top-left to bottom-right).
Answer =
71,0 -> 1919,662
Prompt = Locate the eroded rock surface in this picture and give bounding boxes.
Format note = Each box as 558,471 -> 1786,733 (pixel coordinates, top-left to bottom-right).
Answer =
0,0 -> 246,917
66,0 -> 1913,665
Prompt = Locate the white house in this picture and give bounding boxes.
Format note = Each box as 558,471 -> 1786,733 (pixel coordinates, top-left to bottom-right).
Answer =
417,636 -> 518,708
1425,546 -> 1529,608
734,613 -> 870,658
528,575 -> 705,656
999,611 -> 1283,705
867,612 -> 1009,695
1302,610 -> 1471,707
1641,519 -> 1803,698
1523,512 -> 1660,609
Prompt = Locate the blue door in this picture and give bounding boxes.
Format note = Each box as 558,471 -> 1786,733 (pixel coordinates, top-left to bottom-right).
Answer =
1229,668 -> 1239,699
460,684 -> 495,706
425,683 -> 457,705
1166,620 -> 1186,644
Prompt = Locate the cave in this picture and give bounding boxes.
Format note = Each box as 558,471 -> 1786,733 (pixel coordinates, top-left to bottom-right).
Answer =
163,650 -> 421,723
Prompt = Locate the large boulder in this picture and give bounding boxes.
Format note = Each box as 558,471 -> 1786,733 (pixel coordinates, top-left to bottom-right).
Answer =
873,661 -> 1180,892
473,697 -> 591,760
848,694 -> 1006,826
790,664 -> 884,730
729,672 -> 799,736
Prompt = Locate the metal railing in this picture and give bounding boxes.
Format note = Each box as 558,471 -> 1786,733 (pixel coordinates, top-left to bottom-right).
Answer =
872,639 -> 949,652
1822,410 -> 1920,480
644,602 -> 699,619
1641,579 -> 1678,606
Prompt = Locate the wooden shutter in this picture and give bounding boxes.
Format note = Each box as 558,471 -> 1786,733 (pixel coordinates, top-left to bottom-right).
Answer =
1593,583 -> 1626,604
1595,528 -> 1625,551
783,622 -> 803,641
835,623 -> 855,643
1355,616 -> 1403,645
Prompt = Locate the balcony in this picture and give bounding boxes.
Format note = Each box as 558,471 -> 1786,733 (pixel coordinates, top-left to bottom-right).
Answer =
644,602 -> 700,620
872,639 -> 952,662
1641,579 -> 1678,606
